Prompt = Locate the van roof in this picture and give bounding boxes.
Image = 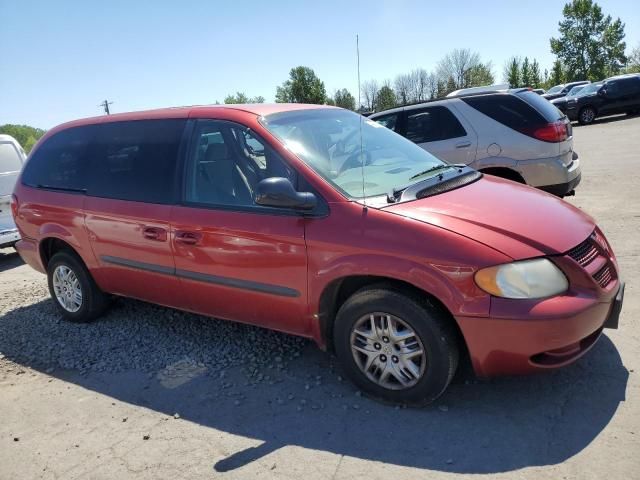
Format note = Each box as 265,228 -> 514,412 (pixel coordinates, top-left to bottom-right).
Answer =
60,103 -> 335,129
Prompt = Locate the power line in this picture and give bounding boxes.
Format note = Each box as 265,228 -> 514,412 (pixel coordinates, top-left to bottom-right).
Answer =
98,100 -> 113,115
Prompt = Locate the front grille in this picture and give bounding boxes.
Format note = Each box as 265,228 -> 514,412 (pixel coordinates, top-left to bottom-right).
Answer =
566,230 -> 616,289
567,238 -> 599,267
593,265 -> 614,288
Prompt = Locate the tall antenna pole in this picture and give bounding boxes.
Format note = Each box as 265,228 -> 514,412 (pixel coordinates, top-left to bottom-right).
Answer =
357,34 -> 366,207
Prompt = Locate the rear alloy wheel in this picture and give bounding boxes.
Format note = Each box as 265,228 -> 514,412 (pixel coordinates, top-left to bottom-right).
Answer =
334,286 -> 459,405
47,251 -> 110,322
578,106 -> 596,125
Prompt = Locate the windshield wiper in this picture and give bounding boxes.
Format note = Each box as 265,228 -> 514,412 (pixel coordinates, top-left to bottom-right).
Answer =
37,184 -> 86,193
387,164 -> 467,203
409,164 -> 455,180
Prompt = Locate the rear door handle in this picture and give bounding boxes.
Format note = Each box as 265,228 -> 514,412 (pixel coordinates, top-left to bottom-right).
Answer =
142,226 -> 167,241
455,141 -> 471,149
175,231 -> 202,246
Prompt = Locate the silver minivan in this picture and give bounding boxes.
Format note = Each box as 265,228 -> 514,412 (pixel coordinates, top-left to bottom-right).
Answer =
0,134 -> 26,248
370,89 -> 581,197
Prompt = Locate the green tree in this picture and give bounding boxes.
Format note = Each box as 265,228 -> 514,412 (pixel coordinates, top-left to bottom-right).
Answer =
530,59 -> 542,88
275,66 -> 326,104
375,85 -> 397,111
504,57 -> 521,87
0,124 -> 46,153
333,88 -> 356,110
464,63 -> 495,87
549,60 -> 565,86
521,57 -> 532,87
550,0 -> 627,80
223,92 -> 265,104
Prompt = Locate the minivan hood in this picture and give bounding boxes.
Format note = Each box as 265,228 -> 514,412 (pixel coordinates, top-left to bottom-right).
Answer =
384,175 -> 594,259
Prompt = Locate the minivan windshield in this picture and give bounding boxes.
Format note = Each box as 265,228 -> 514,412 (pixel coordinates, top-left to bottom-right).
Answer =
261,109 -> 447,199
0,142 -> 22,173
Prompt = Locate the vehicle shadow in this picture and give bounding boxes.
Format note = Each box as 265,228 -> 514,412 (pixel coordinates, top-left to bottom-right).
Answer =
572,113 -> 636,127
0,250 -> 24,273
0,297 -> 628,474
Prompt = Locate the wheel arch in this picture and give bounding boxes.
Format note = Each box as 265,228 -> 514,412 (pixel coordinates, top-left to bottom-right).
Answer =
39,237 -> 82,270
479,167 -> 526,183
317,275 -> 470,366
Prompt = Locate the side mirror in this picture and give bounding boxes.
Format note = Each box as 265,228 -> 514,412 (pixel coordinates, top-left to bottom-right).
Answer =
598,88 -> 606,97
255,177 -> 317,211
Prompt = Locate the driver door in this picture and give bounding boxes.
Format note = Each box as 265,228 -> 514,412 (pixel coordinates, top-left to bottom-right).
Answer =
171,120 -> 310,336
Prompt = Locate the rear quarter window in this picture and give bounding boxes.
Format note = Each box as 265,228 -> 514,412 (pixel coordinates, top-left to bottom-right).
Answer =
462,93 -> 553,131
21,126 -> 96,191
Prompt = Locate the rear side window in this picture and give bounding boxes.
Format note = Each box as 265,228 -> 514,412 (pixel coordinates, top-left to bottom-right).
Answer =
462,93 -> 551,130
405,106 -> 466,143
21,126 -> 95,191
87,119 -> 186,204
614,77 -> 640,95
0,142 -> 22,172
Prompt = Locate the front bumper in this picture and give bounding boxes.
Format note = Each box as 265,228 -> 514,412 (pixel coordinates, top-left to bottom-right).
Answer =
456,280 -> 623,378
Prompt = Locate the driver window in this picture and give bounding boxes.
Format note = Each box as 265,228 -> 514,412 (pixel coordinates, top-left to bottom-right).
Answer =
185,120 -> 296,207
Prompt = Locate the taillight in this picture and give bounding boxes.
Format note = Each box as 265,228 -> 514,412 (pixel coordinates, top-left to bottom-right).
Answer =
520,121 -> 568,143
10,194 -> 19,219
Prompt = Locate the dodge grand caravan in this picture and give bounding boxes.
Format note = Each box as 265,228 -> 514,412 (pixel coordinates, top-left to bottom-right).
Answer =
12,104 -> 624,404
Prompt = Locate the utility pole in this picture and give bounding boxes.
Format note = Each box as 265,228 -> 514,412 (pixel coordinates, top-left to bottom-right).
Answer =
99,100 -> 113,115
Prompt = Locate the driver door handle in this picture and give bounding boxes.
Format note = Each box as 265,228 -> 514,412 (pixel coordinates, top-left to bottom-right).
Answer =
455,141 -> 471,149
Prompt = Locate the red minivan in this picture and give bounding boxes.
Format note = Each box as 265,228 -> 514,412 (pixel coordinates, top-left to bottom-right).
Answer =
12,104 -> 624,404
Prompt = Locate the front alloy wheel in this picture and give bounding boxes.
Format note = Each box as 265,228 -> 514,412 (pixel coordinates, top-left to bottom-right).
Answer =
351,313 -> 426,390
334,286 -> 459,405
579,107 -> 596,125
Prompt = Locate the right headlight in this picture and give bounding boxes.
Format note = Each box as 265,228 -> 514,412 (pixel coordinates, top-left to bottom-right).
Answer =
474,258 -> 568,299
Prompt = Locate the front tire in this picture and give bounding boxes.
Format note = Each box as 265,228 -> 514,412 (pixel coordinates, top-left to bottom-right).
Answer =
333,286 -> 459,405
47,251 -> 110,322
578,106 -> 596,125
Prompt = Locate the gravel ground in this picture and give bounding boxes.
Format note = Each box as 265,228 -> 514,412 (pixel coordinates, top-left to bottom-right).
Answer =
0,114 -> 639,480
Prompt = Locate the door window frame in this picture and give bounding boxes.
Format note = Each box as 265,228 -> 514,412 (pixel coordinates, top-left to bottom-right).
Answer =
401,105 -> 468,144
179,119 -> 328,217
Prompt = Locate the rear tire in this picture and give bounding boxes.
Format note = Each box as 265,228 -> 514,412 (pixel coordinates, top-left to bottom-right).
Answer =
333,286 -> 459,405
578,106 -> 596,125
47,251 -> 110,323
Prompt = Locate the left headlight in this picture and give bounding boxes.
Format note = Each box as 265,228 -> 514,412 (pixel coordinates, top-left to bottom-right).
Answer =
474,258 -> 568,299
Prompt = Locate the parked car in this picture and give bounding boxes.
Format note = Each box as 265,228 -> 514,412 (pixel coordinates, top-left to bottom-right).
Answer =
370,89 -> 581,197
0,134 -> 26,249
12,105 -> 623,404
566,74 -> 640,125
542,81 -> 590,101
551,84 -> 589,114
532,88 -> 546,95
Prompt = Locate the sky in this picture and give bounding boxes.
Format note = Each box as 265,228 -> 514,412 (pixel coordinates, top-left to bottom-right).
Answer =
1,0 -> 639,130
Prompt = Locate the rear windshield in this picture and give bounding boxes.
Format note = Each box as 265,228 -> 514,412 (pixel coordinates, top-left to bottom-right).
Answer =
0,142 -> 23,173
516,91 -> 564,121
547,85 -> 564,94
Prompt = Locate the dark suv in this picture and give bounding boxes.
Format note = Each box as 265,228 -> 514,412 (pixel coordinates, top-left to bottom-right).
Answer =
566,74 -> 640,125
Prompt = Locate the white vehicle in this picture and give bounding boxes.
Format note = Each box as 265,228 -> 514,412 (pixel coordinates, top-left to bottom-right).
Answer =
370,89 -> 581,197
0,134 -> 26,248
